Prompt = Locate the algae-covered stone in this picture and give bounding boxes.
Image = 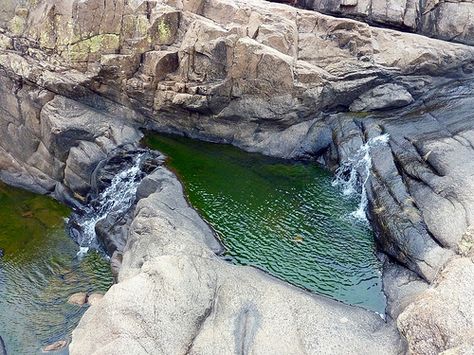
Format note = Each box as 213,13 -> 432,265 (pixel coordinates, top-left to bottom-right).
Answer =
67,34 -> 120,63
8,15 -> 25,35
0,34 -> 12,50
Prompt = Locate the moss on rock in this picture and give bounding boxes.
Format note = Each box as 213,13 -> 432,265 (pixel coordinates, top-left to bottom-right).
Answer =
67,34 -> 120,63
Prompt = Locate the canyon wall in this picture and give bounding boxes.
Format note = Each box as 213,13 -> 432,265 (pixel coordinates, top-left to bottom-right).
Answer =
297,0 -> 474,46
1,0 -> 473,283
0,0 -> 474,353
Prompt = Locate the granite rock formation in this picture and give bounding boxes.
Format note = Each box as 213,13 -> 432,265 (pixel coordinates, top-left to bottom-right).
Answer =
297,0 -> 474,46
0,0 -> 474,353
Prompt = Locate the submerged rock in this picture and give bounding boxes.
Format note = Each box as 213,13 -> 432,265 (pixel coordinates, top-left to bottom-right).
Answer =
67,293 -> 87,306
42,340 -> 68,353
0,335 -> 6,355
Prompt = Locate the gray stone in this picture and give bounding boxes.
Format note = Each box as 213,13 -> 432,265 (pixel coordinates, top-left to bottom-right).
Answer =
382,260 -> 428,319
349,84 -> 414,112
0,0 -> 474,353
0,335 -> 6,355
398,258 -> 474,354
110,251 -> 123,283
298,0 -> 474,45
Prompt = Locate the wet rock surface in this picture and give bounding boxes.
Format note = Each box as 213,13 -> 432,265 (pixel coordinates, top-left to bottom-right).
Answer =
68,149 -> 165,254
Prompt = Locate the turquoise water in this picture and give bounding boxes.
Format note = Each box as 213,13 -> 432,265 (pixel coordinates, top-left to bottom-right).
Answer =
145,134 -> 385,313
0,182 -> 112,354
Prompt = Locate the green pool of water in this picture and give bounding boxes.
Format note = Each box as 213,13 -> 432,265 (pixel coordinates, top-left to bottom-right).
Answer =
0,182 -> 112,354
145,134 -> 385,313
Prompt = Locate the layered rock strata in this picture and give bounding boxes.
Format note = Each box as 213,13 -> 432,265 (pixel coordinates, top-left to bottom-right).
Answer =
1,0 -> 473,279
0,0 -> 474,353
297,0 -> 474,46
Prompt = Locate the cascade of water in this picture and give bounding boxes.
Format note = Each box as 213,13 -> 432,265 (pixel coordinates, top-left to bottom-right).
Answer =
74,154 -> 145,256
332,134 -> 390,222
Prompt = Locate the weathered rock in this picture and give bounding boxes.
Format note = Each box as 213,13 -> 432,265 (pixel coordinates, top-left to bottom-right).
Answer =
349,83 -> 414,112
95,213 -> 132,256
87,293 -> 104,306
0,0 -> 473,353
69,167 -> 404,354
110,251 -> 123,283
0,69 -> 144,203
398,257 -> 474,354
382,259 -> 428,319
298,0 -> 474,45
68,292 -> 88,306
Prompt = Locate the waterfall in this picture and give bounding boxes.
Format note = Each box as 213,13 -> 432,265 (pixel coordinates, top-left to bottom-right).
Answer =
332,134 -> 390,222
73,154 -> 145,256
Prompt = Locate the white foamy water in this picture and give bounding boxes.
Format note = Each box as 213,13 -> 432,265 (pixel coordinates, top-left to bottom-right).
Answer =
332,134 -> 390,222
76,154 -> 144,256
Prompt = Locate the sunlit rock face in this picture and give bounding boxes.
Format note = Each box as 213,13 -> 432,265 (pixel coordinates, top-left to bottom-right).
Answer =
1,1 -> 474,354
297,0 -> 474,46
1,0 -> 473,151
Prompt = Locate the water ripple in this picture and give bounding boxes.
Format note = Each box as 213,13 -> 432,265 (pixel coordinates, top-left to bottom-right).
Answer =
145,134 -> 386,314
